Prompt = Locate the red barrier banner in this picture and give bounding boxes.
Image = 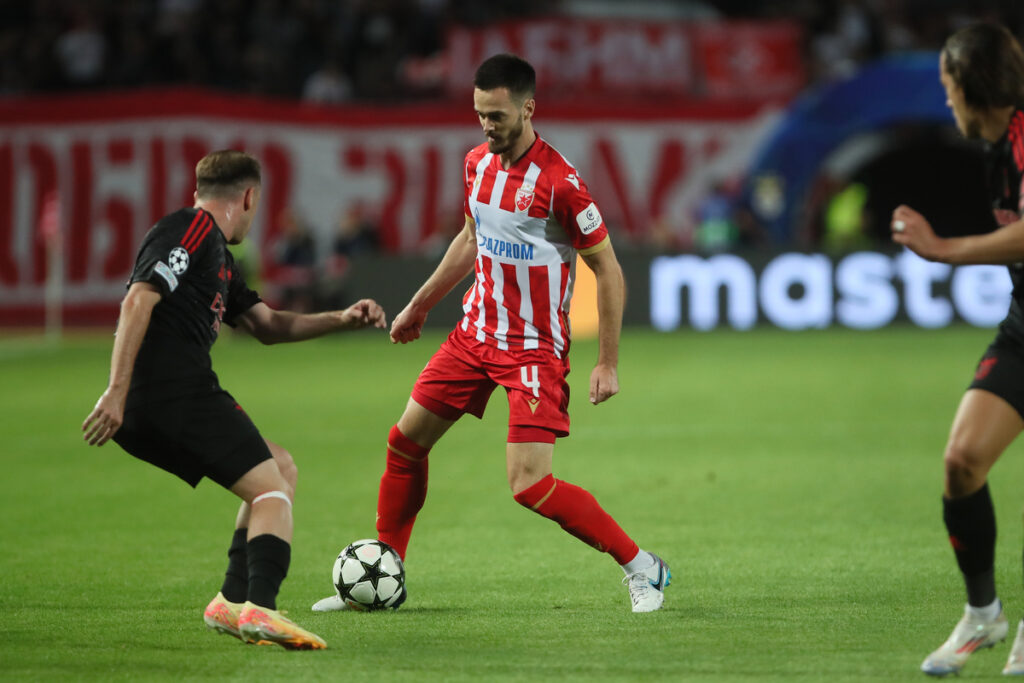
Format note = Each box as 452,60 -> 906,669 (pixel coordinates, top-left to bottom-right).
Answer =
445,19 -> 804,101
0,89 -> 779,324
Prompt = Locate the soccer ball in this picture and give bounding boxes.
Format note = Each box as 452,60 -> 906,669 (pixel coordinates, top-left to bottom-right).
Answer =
332,539 -> 405,611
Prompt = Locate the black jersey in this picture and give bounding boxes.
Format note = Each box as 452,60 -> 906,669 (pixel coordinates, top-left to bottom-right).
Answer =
124,207 -> 261,402
987,109 -> 1024,344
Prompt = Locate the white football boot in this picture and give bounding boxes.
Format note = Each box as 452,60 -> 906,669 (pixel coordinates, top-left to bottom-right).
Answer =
623,552 -> 671,613
1004,620 -> 1024,675
311,586 -> 407,612
921,603 -> 1008,676
311,593 -> 349,612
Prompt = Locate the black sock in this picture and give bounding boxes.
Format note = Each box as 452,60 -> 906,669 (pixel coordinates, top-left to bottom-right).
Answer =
943,483 -> 997,607
219,528 -> 248,603
246,534 -> 290,610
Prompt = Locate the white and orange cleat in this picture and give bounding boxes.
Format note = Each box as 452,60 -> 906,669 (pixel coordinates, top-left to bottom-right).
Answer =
921,604 -> 1008,676
203,592 -> 245,641
237,601 -> 327,650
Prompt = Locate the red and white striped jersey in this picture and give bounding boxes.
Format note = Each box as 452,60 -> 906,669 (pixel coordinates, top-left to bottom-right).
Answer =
459,135 -> 610,358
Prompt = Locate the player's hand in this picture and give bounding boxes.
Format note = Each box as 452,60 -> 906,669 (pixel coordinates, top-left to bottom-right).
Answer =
589,364 -> 619,405
340,299 -> 387,330
82,387 -> 127,446
390,303 -> 428,344
891,205 -> 946,261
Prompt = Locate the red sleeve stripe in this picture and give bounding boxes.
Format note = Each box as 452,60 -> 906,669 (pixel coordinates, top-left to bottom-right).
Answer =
180,210 -> 206,247
1011,111 -> 1024,172
182,212 -> 213,253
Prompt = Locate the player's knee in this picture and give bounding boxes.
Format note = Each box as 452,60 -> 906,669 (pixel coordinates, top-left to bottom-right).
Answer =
278,450 -> 298,491
943,440 -> 989,490
267,443 -> 297,492
508,467 -> 546,497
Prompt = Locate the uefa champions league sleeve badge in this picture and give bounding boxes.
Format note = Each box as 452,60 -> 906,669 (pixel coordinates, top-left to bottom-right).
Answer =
168,247 -> 190,275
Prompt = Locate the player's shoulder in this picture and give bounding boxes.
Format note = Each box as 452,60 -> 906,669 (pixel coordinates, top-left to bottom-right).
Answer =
534,137 -> 576,172
465,142 -> 491,167
150,207 -> 204,236
533,137 -> 585,191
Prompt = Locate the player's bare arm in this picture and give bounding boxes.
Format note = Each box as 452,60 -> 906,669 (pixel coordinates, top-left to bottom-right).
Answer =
580,239 -> 624,405
390,214 -> 478,344
234,299 -> 386,345
892,204 -> 1024,265
82,282 -> 161,446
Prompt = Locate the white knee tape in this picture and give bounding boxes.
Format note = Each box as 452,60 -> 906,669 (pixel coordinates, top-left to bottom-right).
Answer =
252,490 -> 292,507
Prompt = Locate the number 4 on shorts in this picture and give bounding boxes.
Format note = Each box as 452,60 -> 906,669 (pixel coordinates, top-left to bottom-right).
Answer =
520,365 -> 540,398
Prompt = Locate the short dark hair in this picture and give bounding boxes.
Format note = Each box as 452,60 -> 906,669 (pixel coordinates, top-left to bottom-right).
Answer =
195,150 -> 261,199
473,54 -> 536,102
943,23 -> 1024,110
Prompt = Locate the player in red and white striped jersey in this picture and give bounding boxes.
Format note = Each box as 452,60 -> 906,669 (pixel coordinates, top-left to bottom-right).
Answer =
314,54 -> 670,614
459,128 -> 608,359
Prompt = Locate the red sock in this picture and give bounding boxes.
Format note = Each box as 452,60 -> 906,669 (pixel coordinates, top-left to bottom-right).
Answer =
513,474 -> 639,564
375,425 -> 429,560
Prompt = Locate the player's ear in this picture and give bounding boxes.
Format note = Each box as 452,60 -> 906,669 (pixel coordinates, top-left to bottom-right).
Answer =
243,186 -> 256,212
522,97 -> 535,121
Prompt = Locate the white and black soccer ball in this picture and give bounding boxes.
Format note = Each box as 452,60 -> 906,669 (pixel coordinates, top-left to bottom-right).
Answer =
332,539 -> 405,611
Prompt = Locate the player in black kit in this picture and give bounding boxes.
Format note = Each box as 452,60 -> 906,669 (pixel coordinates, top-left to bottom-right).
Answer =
82,150 -> 386,650
890,24 -> 1024,676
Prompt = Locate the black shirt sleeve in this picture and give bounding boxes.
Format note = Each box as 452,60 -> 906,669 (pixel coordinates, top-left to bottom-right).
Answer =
128,217 -> 190,298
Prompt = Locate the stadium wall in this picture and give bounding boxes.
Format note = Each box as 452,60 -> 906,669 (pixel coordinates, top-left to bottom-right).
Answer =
0,88 -> 780,325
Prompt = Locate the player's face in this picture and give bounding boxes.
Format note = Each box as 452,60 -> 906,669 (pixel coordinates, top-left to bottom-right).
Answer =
474,87 -> 529,155
940,52 -> 980,139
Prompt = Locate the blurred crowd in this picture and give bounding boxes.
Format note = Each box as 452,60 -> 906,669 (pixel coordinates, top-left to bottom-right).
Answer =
6,0 -> 1024,270
3,0 -> 1023,102
0,0 -> 553,100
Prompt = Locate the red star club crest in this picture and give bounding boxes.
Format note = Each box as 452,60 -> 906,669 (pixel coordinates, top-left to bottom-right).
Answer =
515,186 -> 534,212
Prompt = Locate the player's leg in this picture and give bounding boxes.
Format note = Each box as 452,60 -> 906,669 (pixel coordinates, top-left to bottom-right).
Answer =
922,389 -> 1021,676
501,355 -> 669,612
507,438 -> 669,612
312,397 -> 460,613
314,336 -> 490,613
228,457 -> 326,649
376,397 -> 456,558
375,336 -> 493,563
206,439 -> 298,639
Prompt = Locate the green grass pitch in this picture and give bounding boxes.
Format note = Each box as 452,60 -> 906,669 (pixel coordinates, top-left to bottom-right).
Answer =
3,325 -> 1024,681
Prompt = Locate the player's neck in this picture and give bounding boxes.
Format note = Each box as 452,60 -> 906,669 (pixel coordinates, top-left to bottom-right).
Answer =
194,200 -> 235,242
499,128 -> 537,170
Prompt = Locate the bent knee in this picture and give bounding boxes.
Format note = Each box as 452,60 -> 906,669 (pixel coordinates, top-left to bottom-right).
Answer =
266,444 -> 297,495
508,470 -> 551,498
943,441 -> 994,491
278,456 -> 297,497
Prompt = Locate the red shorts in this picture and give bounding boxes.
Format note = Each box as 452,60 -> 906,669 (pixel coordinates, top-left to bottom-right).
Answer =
411,329 -> 571,443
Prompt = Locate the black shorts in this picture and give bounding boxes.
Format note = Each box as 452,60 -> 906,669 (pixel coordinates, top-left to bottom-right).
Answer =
968,333 -> 1024,420
113,390 -> 272,489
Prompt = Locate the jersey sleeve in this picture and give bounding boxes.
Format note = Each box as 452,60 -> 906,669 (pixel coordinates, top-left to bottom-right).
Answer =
224,259 -> 262,326
128,219 -> 187,298
551,170 -> 610,253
